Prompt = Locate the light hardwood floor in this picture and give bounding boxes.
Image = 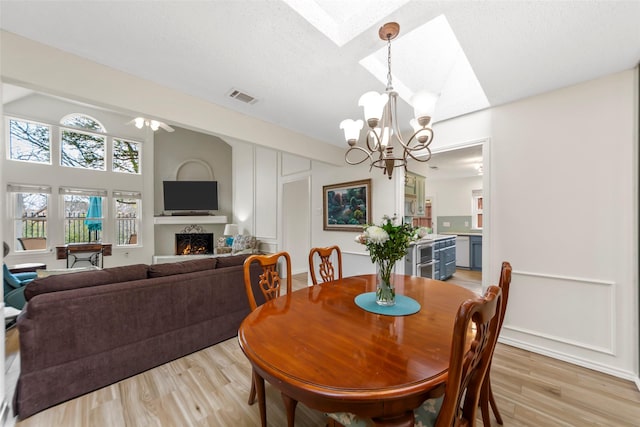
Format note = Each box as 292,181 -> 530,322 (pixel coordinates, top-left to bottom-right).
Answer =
5,272 -> 640,426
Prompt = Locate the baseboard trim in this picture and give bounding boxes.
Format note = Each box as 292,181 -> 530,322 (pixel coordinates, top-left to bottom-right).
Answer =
499,336 -> 637,383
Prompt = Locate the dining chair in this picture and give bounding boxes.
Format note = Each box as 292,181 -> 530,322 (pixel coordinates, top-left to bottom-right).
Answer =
327,285 -> 503,427
480,261 -> 512,426
308,245 -> 343,285
242,251 -> 294,425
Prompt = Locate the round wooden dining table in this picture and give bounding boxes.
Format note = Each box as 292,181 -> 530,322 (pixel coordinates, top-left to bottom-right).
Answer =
237,274 -> 477,427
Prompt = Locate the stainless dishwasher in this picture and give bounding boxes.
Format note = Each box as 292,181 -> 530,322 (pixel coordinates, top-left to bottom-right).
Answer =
456,235 -> 470,268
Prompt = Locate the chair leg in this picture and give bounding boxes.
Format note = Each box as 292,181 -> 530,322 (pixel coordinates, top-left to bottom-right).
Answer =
248,369 -> 257,405
488,380 -> 503,425
480,375 -> 492,427
281,392 -> 298,427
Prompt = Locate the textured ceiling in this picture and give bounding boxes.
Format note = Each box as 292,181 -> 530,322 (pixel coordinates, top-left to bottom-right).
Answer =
1,0 -> 639,156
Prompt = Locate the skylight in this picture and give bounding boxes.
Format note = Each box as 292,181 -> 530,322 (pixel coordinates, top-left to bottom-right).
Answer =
282,0 -> 410,46
359,15 -> 489,124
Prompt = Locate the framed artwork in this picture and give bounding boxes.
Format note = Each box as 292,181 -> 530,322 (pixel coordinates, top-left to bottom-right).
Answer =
323,179 -> 372,231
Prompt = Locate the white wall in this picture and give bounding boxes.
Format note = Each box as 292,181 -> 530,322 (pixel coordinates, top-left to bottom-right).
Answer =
153,127 -> 232,257
436,69 -> 638,381
427,176 -> 483,216
2,93 -> 153,268
0,31 -> 346,167
310,160 -> 407,277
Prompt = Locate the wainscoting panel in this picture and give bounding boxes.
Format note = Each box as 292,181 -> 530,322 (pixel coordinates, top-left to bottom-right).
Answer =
504,270 -> 615,355
342,252 -> 376,277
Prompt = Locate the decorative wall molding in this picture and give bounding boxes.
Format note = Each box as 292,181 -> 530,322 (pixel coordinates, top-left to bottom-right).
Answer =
504,270 -> 616,355
503,325 -> 615,356
513,269 -> 615,286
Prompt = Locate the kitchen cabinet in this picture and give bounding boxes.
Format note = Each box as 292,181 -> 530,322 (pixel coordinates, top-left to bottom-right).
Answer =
405,171 -> 425,216
415,175 -> 425,216
470,235 -> 482,271
434,236 -> 456,280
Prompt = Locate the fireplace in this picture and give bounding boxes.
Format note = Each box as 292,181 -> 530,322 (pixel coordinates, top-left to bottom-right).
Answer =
175,225 -> 214,255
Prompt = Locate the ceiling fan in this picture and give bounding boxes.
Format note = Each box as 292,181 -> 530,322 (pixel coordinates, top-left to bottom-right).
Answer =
126,117 -> 174,132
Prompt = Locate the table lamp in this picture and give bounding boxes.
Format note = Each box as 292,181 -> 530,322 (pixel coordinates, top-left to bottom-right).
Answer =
223,224 -> 239,246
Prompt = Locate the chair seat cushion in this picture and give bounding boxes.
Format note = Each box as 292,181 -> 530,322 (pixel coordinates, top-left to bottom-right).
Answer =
326,395 -> 443,427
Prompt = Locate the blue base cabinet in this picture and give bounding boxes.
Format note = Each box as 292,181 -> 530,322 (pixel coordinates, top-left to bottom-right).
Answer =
470,235 -> 482,271
434,236 -> 456,280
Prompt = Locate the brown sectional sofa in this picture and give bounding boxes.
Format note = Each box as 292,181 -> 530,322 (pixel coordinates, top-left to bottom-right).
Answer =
13,255 -> 263,419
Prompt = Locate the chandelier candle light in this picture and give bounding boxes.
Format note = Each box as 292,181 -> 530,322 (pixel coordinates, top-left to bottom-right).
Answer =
341,22 -> 438,179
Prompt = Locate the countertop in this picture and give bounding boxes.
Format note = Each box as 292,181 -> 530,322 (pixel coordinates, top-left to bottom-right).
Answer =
410,234 -> 455,244
440,232 -> 483,237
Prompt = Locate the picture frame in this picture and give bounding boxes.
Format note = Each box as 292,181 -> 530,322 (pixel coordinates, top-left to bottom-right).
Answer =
323,179 -> 372,231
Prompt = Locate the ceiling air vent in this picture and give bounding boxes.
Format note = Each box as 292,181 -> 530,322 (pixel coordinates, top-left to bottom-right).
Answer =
227,88 -> 258,105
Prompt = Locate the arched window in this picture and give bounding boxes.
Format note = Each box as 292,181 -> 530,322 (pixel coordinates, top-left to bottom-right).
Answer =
59,113 -> 106,170
60,113 -> 107,133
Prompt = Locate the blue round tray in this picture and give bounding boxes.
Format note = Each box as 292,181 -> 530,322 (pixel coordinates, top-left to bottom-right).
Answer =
354,292 -> 421,316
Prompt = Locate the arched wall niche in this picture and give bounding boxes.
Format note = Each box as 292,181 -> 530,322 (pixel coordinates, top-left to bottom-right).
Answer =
175,159 -> 214,180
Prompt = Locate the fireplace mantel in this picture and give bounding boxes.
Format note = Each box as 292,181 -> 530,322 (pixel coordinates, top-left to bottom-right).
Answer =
153,215 -> 228,225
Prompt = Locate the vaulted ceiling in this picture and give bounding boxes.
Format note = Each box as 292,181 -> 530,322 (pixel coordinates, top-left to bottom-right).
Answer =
1,0 -> 639,152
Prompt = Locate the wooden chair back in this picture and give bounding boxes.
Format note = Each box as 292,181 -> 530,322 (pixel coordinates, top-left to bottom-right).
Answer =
435,285 -> 502,427
479,261 -> 512,426
243,251 -> 293,312
308,246 -> 343,285
497,261 -> 512,332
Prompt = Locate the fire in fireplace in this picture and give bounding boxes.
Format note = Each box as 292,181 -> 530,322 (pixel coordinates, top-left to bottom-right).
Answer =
175,226 -> 214,255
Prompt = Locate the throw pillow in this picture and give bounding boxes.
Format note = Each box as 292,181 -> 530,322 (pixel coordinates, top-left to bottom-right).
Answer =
231,235 -> 257,254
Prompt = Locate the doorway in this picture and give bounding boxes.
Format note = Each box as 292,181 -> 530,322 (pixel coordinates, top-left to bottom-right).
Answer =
415,140 -> 488,289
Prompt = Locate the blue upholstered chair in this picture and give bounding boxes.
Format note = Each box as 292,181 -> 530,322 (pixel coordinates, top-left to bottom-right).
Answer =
326,285 -> 502,427
3,263 -> 37,310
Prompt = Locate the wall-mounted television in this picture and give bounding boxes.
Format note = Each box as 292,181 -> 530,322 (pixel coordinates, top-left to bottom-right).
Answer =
163,181 -> 218,213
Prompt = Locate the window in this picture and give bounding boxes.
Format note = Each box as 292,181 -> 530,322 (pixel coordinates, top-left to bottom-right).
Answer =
60,113 -> 106,132
113,139 -> 141,174
60,187 -> 107,243
114,191 -> 141,246
60,129 -> 106,170
8,184 -> 50,251
472,189 -> 483,229
7,118 -> 51,164
60,113 -> 107,170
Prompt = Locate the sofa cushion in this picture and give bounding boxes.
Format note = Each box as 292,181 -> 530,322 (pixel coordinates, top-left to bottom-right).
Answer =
215,254 -> 251,269
24,264 -> 149,301
148,258 -> 218,278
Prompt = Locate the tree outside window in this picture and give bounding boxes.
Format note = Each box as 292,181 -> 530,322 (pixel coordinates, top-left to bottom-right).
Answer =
8,184 -> 50,251
61,129 -> 106,170
114,192 -> 141,245
8,118 -> 51,164
113,139 -> 141,174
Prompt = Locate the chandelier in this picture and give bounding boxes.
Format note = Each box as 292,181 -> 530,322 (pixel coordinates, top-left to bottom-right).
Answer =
341,22 -> 437,180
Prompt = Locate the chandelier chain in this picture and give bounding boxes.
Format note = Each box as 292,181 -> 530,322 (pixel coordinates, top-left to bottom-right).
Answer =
386,36 -> 393,92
